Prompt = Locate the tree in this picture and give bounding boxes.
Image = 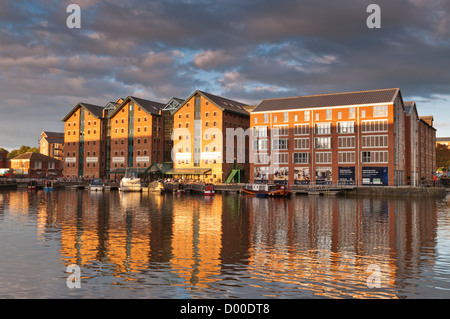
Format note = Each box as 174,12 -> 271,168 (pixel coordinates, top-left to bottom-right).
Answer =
436,144 -> 450,170
7,145 -> 40,159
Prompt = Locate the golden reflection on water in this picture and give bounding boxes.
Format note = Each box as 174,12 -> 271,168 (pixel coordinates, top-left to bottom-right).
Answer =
2,189 -> 442,298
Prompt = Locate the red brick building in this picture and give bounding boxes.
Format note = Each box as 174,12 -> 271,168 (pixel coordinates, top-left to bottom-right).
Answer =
9,152 -> 62,178
61,102 -> 107,179
108,96 -> 166,176
250,88 -> 434,187
418,116 -> 436,182
39,131 -> 64,161
172,90 -> 250,183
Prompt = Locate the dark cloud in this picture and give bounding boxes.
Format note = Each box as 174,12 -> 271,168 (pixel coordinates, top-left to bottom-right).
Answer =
1,0 -> 450,150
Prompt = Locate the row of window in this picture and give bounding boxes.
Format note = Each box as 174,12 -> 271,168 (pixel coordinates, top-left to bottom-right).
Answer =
253,119 -> 388,137
253,105 -> 389,124
254,151 -> 389,164
253,135 -> 389,150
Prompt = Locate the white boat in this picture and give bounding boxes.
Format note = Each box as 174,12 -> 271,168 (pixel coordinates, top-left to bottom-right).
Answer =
119,170 -> 142,192
89,178 -> 104,191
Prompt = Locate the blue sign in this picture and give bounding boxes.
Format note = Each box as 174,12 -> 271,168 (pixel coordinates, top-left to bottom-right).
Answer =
338,167 -> 355,185
362,167 -> 388,186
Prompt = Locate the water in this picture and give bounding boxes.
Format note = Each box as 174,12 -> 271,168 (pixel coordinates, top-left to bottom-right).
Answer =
0,189 -> 449,299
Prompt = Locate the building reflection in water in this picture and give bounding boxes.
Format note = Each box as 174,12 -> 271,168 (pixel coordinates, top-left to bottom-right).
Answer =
6,189 -> 440,298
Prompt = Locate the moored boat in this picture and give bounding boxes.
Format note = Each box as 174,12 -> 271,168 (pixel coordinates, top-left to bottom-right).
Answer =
44,180 -> 55,192
241,183 -> 292,197
189,183 -> 215,196
148,180 -> 164,193
28,180 -> 37,190
89,178 -> 104,191
119,169 -> 142,192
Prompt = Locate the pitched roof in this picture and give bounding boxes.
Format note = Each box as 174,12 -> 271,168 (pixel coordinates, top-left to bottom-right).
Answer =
61,102 -> 104,122
199,91 -> 249,116
173,90 -> 249,116
130,96 -> 165,115
404,101 -> 418,118
252,88 -> 400,113
109,96 -> 165,118
43,131 -> 64,138
10,152 -> 60,162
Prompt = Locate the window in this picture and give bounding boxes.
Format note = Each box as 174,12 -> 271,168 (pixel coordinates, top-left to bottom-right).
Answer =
362,135 -> 388,148
294,124 -> 310,135
273,153 -> 289,164
273,125 -> 288,136
361,110 -> 366,118
338,136 -> 355,148
362,151 -> 388,163
253,126 -> 268,137
349,108 -> 355,119
304,111 -> 310,122
326,109 -> 332,120
272,139 -> 288,150
338,112 -> 342,120
338,152 -> 355,163
263,114 -> 269,123
337,121 -> 355,134
316,152 -> 332,164
362,120 -> 388,132
253,139 -> 268,151
314,122 -> 331,135
293,152 -> 309,164
254,153 -> 269,164
315,137 -> 331,149
273,116 -> 277,123
294,114 -> 298,122
294,138 -> 310,149
315,113 -> 319,121
373,105 -> 388,117
283,112 -> 289,122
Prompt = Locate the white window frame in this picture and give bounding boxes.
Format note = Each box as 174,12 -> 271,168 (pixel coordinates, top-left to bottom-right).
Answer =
316,152 -> 332,164
361,135 -> 389,148
338,151 -> 355,164
361,151 -> 389,163
338,136 -> 355,149
293,152 -> 309,164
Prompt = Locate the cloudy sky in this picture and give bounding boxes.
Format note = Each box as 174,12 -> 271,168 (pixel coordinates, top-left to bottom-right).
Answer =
0,0 -> 449,150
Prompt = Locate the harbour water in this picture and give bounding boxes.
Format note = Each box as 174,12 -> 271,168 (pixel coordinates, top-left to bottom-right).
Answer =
0,189 -> 449,299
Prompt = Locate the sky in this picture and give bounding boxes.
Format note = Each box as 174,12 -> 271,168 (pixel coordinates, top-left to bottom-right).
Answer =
0,0 -> 450,150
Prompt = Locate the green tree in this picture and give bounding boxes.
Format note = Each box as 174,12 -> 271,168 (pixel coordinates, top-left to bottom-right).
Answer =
436,144 -> 450,170
7,145 -> 40,158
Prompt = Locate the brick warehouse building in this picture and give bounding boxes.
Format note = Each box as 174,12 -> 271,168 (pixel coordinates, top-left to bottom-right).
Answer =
249,88 -> 436,187
62,102 -> 107,179
418,116 -> 436,182
108,96 -> 166,177
171,90 -> 250,183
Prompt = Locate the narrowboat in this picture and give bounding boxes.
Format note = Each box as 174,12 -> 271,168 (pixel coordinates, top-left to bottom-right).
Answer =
241,183 -> 292,197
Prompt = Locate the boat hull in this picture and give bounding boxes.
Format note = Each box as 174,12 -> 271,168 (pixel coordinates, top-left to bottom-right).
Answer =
241,188 -> 292,197
89,186 -> 104,191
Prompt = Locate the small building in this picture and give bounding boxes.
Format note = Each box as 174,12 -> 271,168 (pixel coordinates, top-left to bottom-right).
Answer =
9,152 -> 63,178
39,131 -> 64,161
436,137 -> 450,147
0,150 -> 9,169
